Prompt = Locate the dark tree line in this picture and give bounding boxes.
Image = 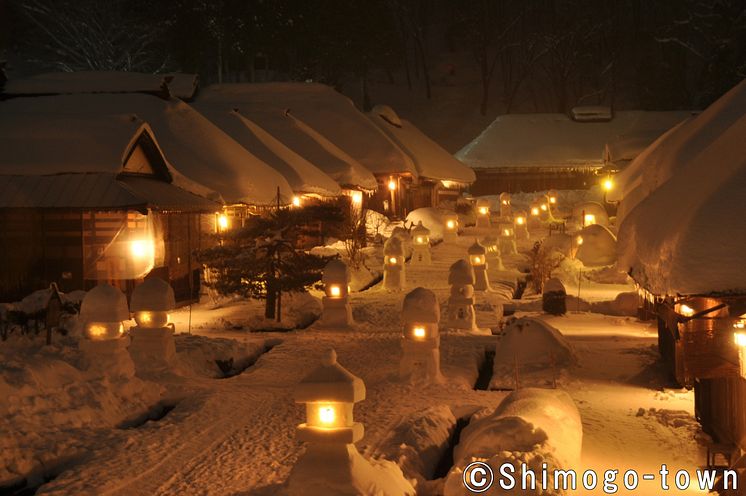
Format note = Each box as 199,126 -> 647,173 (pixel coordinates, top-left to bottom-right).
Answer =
4,0 -> 746,113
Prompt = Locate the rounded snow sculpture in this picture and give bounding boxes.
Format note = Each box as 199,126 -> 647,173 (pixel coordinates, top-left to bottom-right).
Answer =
78,283 -> 133,376
467,241 -> 490,291
287,349 -> 415,496
400,287 -> 442,383
319,259 -> 354,328
542,277 -> 567,316
446,260 -> 479,332
442,213 -> 459,242
528,200 -> 542,228
383,236 -> 406,291
513,209 -> 529,240
129,277 -> 177,370
575,224 -> 617,267
492,317 -> 576,389
572,201 -> 609,228
443,388 -> 582,496
499,192 -> 512,218
498,223 -> 517,255
410,221 -> 432,265
475,198 -> 491,228
480,236 -> 504,270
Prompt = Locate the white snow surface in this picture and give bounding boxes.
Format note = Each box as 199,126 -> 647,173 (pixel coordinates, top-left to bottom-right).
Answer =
616,79 -> 746,295
0,93 -> 294,205
575,224 -> 617,267
457,111 -> 691,170
368,105 -> 475,184
197,83 -> 416,177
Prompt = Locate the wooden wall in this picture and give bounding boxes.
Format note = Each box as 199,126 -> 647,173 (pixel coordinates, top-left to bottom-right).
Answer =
470,168 -> 600,195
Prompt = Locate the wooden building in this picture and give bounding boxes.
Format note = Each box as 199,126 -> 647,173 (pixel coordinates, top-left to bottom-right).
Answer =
0,113 -> 220,304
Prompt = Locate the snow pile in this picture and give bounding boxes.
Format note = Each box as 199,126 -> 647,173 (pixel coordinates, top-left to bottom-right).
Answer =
570,201 -> 609,228
575,224 -> 617,267
0,339 -> 163,488
174,334 -> 270,378
491,317 -> 576,389
444,388 -> 582,496
405,207 -> 456,241
616,79 -> 746,295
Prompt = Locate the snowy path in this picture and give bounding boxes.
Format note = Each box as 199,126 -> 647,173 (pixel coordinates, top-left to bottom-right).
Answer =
32,228 -> 708,495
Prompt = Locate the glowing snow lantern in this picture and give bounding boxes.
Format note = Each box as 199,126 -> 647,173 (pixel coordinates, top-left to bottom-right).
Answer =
475,199 -> 491,228
583,213 -> 597,226
514,210 -> 529,239
78,283 -> 133,376
400,287 -> 442,382
445,260 -> 479,332
468,241 -> 489,291
499,192 -> 512,217
547,189 -> 559,206
383,236 -> 406,291
319,259 -> 353,328
128,277 -> 177,369
498,223 -> 517,255
443,213 -> 459,242
411,221 -> 432,265
602,177 -> 614,192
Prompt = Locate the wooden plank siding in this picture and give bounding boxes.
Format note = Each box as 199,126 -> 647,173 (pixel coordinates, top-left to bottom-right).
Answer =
470,168 -> 600,195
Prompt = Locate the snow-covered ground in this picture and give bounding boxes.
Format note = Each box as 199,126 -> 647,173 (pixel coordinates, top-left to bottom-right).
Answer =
2,219 -> 710,495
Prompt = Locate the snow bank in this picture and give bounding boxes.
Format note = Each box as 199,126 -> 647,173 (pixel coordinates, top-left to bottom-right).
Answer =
491,317 -> 576,389
617,79 -> 746,295
444,388 -> 582,496
575,224 -> 617,267
405,207 -> 459,241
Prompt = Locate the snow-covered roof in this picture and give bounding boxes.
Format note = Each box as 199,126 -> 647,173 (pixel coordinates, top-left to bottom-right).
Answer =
617,80 -> 746,295
198,83 -> 417,177
604,129 -> 683,166
368,105 -> 475,185
457,111 -> 692,170
0,93 -> 295,205
193,103 -> 341,196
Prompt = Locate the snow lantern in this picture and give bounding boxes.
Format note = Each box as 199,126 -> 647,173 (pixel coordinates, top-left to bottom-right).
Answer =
383,236 -> 406,291
575,224 -> 617,267
481,236 -> 504,270
400,287 -> 442,382
475,199 -> 491,228
287,350 -> 416,495
446,260 -> 479,332
390,226 -> 412,257
513,210 -> 529,239
572,201 -> 609,228
468,241 -> 490,291
79,283 -> 129,341
128,277 -> 177,369
411,221 -> 432,265
442,213 -> 459,242
319,259 -> 353,328
547,189 -> 559,208
499,192 -> 512,218
529,200 -> 542,227
498,223 -> 517,255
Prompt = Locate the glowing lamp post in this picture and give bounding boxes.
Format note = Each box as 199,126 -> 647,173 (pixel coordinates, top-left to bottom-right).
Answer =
475,199 -> 491,228
400,287 -> 442,382
78,283 -> 133,376
443,213 -> 459,243
514,210 -> 529,240
499,192 -> 512,218
411,221 -> 431,265
602,176 -> 614,203
468,240 -> 490,291
216,213 -> 230,233
128,277 -> 177,369
287,349 -> 414,495
498,223 -> 517,255
445,259 -> 478,332
319,259 -> 354,328
383,236 -> 406,291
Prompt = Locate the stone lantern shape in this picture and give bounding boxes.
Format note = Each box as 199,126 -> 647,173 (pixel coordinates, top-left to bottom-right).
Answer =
442,213 -> 459,243
499,192 -> 512,218
400,287 -> 443,382
513,210 -> 529,239
128,277 -> 177,370
410,221 -> 431,265
529,200 -> 542,227
467,240 -> 490,291
498,223 -> 518,255
390,226 -> 412,258
78,283 -> 133,376
445,260 -> 479,332
319,259 -> 354,328
287,349 -> 415,495
383,236 -> 406,291
475,199 -> 491,228
481,236 -> 504,270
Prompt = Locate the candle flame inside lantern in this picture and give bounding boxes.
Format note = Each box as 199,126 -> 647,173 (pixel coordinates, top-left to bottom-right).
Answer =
584,214 -> 596,226
531,208 -> 539,216
540,204 -> 548,211
292,196 -> 301,207
416,236 -> 424,244
479,207 -> 488,215
516,217 -> 525,225
735,332 -> 746,347
446,220 -> 455,229
329,285 -> 341,297
388,257 -> 397,264
549,197 -> 557,204
318,405 -> 336,425
413,326 -> 426,339
217,214 -> 229,230
388,180 -> 397,191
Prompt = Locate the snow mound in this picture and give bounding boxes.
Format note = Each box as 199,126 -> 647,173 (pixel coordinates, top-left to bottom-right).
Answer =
575,224 -> 617,267
571,201 -> 609,228
492,317 -> 576,389
405,207 -> 451,240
